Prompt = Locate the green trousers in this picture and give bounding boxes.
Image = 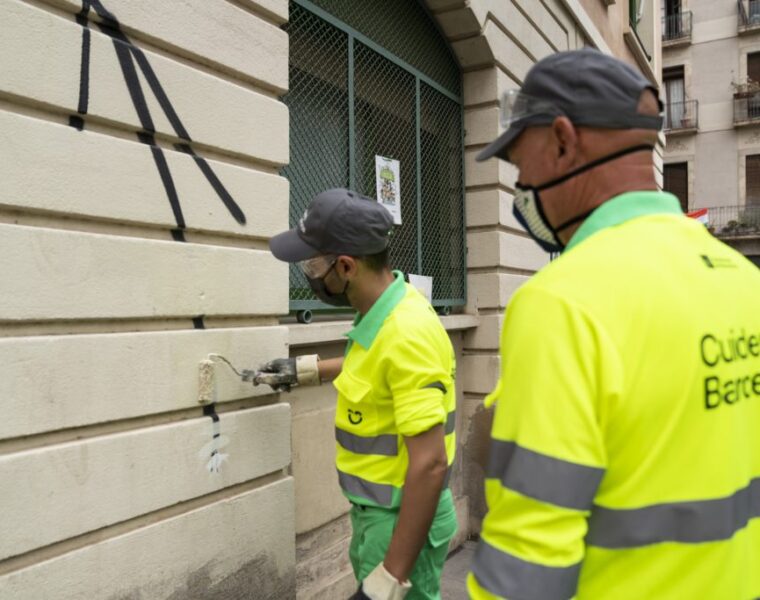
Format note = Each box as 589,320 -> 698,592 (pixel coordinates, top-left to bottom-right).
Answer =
348,490 -> 458,600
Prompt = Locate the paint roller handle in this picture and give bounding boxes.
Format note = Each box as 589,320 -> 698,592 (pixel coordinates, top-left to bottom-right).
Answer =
252,355 -> 321,392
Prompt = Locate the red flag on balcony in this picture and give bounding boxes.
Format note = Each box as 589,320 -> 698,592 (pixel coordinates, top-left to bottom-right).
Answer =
687,208 -> 709,225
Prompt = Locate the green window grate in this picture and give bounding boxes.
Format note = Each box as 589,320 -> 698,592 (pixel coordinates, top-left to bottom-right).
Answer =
283,0 -> 466,312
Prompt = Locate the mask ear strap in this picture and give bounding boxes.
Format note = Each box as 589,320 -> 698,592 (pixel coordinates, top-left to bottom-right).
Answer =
537,144 -> 655,191
554,207 -> 597,233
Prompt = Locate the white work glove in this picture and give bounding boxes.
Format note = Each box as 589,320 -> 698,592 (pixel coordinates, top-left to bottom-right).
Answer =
356,563 -> 411,600
252,354 -> 320,392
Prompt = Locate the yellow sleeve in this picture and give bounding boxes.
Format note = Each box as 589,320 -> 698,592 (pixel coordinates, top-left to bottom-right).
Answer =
470,284 -> 621,599
384,321 -> 450,438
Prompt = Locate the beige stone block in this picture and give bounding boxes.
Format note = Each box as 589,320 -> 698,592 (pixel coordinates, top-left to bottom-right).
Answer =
435,6 -> 482,39
427,0 -> 468,13
0,404 -> 291,561
0,478 -> 296,599
237,0 -> 289,24
467,230 -> 549,271
467,272 -> 529,310
292,406 -> 349,534
296,514 -> 353,598
0,224 -> 288,321
465,147 -> 518,189
0,112 -> 288,237
303,572 -> 357,600
463,69 -> 497,107
464,105 -> 499,146
1,1 -> 288,164
539,0 -> 576,38
482,20 -> 534,83
0,1 -> 76,109
42,0 -> 288,91
461,353 -> 500,395
464,313 -> 504,350
0,327 -> 287,439
459,394 -> 493,523
484,0 -> 555,61
464,67 -> 520,107
511,0 -> 569,51
466,188 -> 523,230
451,35 -> 493,70
287,368 -> 341,418
450,495 -> 471,550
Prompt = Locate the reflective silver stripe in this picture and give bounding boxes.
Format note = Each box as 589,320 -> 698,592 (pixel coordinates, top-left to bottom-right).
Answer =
445,410 -> 456,435
587,477 -> 760,549
487,440 -> 605,510
471,538 -> 581,600
338,469 -> 394,506
443,465 -> 453,489
423,381 -> 447,394
335,427 -> 398,456
340,466 -> 453,507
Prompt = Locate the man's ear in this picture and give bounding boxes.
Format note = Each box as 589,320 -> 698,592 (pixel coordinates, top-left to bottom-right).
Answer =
336,255 -> 358,279
551,116 -> 578,168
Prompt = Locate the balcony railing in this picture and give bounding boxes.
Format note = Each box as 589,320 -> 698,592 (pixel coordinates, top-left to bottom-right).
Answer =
707,204 -> 760,237
734,92 -> 760,124
662,11 -> 692,44
738,0 -> 760,33
664,100 -> 698,132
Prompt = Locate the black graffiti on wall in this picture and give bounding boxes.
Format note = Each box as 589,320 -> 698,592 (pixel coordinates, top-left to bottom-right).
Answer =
72,0 -> 246,242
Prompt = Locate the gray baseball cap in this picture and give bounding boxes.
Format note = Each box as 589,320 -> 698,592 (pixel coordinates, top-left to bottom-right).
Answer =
476,48 -> 663,162
269,188 -> 394,262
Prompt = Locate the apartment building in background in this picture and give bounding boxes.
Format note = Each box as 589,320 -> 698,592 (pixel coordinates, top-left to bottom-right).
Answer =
662,0 -> 760,265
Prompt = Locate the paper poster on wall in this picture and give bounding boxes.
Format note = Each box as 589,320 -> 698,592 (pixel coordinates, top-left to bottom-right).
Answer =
408,274 -> 433,304
375,155 -> 402,225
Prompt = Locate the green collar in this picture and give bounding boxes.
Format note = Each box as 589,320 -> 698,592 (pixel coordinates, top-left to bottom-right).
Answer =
346,270 -> 406,349
565,191 -> 683,252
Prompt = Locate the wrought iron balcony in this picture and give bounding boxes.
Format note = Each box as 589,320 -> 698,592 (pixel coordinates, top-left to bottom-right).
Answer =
662,11 -> 692,45
734,90 -> 760,125
705,205 -> 760,238
664,100 -> 698,133
738,0 -> 760,34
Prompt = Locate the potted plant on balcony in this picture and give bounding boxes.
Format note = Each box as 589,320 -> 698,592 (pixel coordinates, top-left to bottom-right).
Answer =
732,79 -> 760,98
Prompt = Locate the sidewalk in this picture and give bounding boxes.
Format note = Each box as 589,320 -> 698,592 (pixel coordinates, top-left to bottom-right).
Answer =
440,541 -> 476,599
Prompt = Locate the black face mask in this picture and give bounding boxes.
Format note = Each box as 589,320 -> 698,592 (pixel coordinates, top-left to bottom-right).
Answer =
307,263 -> 350,307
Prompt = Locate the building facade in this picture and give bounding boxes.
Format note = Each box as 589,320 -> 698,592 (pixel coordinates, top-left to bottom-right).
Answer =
662,0 -> 760,264
0,1 -> 660,598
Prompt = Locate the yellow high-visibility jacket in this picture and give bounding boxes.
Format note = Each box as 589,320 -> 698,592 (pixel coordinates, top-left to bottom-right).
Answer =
333,271 -> 457,509
469,192 -> 760,600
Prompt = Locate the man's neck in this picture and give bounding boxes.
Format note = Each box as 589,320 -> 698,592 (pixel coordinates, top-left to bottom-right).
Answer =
353,269 -> 395,315
558,165 -> 658,245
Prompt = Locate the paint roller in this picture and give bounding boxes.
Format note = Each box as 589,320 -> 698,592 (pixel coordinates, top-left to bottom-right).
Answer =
197,353 -> 258,405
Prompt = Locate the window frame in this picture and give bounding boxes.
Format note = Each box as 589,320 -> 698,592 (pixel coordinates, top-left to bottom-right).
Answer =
283,0 -> 467,313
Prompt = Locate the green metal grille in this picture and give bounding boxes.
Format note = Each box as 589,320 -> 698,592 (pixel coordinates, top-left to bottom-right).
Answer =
420,82 -> 466,302
283,0 -> 465,311
306,0 -> 459,96
282,5 -> 349,303
354,42 -> 418,278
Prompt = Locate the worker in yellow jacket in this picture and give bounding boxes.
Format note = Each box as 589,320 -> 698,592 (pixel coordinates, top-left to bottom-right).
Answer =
256,188 -> 458,600
469,48 -> 760,599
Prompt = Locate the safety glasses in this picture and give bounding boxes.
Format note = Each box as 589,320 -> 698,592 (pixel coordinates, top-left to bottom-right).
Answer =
298,255 -> 337,279
500,89 -> 563,128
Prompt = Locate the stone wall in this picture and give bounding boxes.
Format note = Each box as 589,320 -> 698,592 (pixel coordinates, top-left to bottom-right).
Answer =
0,0 -> 295,597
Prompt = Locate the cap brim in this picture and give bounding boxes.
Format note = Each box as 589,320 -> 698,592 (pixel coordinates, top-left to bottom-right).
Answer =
476,125 -> 524,162
269,228 -> 321,262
